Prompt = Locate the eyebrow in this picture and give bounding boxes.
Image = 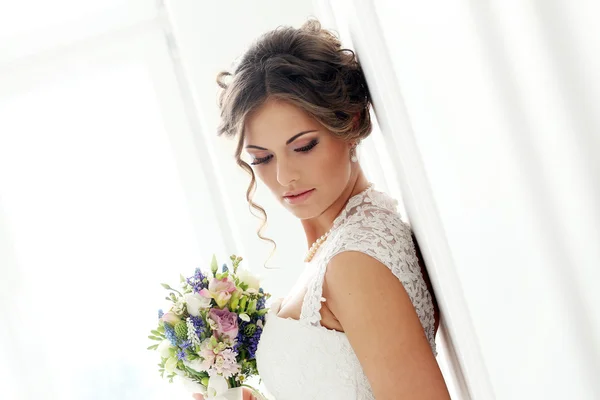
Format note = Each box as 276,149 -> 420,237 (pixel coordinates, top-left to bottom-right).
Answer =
245,130 -> 318,150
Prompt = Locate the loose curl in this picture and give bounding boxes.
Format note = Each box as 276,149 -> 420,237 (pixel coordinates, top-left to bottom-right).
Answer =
216,18 -> 373,257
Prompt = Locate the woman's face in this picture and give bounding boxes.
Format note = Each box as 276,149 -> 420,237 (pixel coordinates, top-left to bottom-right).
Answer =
243,98 -> 354,220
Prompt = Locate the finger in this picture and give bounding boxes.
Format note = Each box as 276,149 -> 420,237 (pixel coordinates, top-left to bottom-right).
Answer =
192,394 -> 204,400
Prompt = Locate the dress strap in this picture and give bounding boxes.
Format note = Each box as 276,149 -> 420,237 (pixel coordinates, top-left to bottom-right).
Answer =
299,263 -> 328,326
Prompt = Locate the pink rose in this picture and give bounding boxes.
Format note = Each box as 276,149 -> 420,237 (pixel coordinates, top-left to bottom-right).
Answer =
161,311 -> 181,326
208,308 -> 239,341
199,277 -> 237,308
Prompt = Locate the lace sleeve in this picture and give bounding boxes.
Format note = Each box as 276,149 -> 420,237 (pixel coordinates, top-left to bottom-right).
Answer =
309,206 -> 438,355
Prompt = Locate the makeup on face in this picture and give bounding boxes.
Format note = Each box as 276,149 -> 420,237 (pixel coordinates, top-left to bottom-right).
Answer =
282,188 -> 315,205
245,130 -> 320,166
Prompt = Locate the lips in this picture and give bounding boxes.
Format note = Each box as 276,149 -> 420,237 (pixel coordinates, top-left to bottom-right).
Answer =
283,189 -> 313,198
283,188 -> 315,205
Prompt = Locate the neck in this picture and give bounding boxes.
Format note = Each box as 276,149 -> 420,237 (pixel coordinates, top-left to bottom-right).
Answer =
301,169 -> 370,249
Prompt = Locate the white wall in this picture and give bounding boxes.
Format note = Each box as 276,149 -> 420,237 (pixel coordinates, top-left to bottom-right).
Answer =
315,0 -> 600,399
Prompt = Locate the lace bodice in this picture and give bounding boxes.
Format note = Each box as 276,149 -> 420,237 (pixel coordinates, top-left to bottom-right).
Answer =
255,186 -> 437,399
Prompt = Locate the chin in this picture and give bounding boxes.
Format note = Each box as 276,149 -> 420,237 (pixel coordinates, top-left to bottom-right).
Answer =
284,204 -> 320,220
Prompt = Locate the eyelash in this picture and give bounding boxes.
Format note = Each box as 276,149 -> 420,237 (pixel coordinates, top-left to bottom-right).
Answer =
294,139 -> 319,153
250,139 -> 319,165
250,155 -> 273,165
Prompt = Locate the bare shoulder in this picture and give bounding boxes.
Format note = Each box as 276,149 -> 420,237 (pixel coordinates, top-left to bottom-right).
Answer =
322,250 -> 423,345
322,251 -> 449,399
322,250 -> 412,316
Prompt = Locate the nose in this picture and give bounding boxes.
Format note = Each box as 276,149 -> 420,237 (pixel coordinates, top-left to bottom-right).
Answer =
276,156 -> 300,187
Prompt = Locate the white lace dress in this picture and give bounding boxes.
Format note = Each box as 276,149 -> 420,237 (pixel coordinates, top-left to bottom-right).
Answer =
255,187 -> 437,400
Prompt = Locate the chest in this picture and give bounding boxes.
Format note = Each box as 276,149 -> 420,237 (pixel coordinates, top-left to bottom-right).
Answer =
276,264 -> 344,332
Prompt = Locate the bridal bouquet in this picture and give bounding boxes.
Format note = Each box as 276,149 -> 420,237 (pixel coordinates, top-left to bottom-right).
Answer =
148,255 -> 270,400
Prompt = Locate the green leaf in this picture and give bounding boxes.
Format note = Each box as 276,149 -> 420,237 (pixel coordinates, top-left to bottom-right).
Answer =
148,335 -> 163,341
151,330 -> 162,337
247,299 -> 257,314
147,344 -> 159,350
210,254 -> 218,275
184,366 -> 204,378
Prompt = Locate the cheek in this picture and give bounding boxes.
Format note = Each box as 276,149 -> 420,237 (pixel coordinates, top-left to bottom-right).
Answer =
314,145 -> 350,181
251,163 -> 276,187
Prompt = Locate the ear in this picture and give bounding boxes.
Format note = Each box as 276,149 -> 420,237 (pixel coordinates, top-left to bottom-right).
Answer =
352,112 -> 360,129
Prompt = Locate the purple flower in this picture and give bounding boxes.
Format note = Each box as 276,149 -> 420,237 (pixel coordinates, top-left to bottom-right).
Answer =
234,314 -> 265,359
208,308 -> 239,341
257,297 -> 266,310
246,325 -> 262,359
187,268 -> 208,293
212,348 -> 241,379
164,322 -> 178,346
181,340 -> 193,350
188,315 -> 206,340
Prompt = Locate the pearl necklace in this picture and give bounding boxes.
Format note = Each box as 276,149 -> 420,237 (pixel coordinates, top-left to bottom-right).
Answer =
304,183 -> 374,263
304,229 -> 333,263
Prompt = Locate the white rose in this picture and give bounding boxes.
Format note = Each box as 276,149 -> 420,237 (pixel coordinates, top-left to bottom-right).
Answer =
165,356 -> 178,373
185,293 -> 211,317
237,269 -> 260,291
172,300 -> 186,316
157,339 -> 174,359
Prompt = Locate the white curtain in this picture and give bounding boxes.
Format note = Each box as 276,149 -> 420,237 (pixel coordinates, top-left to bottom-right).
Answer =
0,3 -> 222,399
314,0 -> 600,399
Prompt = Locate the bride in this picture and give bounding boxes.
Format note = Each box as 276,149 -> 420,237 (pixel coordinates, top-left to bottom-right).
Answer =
195,18 -> 450,400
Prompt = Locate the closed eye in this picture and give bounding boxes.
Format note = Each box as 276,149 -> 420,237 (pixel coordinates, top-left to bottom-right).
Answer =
250,154 -> 273,165
294,139 -> 319,153
250,138 -> 318,165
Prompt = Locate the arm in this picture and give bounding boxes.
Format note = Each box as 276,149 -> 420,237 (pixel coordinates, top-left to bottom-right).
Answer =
323,251 -> 450,400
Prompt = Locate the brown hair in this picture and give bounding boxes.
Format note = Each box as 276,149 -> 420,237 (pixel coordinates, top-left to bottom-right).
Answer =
216,18 -> 373,253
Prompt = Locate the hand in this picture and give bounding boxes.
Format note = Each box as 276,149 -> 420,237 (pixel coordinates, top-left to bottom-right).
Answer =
191,387 -> 258,400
